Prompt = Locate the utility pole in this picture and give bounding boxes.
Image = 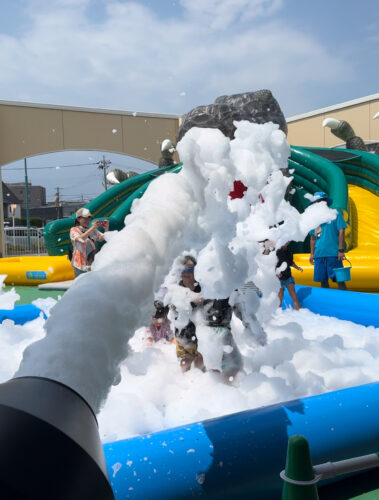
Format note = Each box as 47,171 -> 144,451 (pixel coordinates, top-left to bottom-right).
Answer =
97,155 -> 111,191
24,158 -> 31,251
54,187 -> 60,219
54,187 -> 60,206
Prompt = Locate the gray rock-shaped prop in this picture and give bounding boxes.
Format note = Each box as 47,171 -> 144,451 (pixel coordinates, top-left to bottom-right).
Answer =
177,89 -> 287,142
158,140 -> 176,168
323,118 -> 378,154
329,120 -> 367,151
158,153 -> 176,168
106,168 -> 139,185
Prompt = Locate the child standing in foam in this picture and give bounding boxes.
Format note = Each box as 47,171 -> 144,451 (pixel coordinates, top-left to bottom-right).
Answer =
145,305 -> 173,346
309,191 -> 348,290
276,242 -> 303,310
173,256 -> 205,373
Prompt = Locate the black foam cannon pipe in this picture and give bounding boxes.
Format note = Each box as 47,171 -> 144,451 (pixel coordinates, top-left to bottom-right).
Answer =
0,376 -> 115,500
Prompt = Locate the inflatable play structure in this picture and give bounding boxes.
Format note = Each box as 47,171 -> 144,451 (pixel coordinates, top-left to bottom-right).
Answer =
0,92 -> 378,498
2,144 -> 377,292
0,255 -> 74,286
288,146 -> 379,292
0,148 -> 378,497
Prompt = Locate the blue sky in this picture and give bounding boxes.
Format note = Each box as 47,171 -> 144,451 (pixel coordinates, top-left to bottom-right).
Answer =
0,0 -> 378,202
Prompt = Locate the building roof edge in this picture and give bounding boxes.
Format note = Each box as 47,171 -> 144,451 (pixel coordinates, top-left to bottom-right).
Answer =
287,93 -> 379,123
0,99 -> 181,120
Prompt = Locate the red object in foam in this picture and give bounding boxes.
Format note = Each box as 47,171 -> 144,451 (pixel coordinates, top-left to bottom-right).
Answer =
229,180 -> 247,199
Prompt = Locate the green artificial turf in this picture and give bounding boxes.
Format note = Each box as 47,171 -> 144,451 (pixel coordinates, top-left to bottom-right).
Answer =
3,286 -> 64,305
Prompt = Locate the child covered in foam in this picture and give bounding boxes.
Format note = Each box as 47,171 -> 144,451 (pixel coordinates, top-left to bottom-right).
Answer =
145,304 -> 173,346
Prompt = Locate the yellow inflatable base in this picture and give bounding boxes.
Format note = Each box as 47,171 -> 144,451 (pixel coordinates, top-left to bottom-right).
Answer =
0,256 -> 75,286
0,253 -> 377,291
292,252 -> 379,293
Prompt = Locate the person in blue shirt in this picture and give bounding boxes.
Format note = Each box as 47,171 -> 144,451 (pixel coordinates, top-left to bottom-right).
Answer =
309,192 -> 348,290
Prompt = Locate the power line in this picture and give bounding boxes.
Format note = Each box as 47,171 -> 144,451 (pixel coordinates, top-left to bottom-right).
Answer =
2,161 -> 98,171
110,162 -> 149,170
59,193 -> 100,199
2,160 -> 151,174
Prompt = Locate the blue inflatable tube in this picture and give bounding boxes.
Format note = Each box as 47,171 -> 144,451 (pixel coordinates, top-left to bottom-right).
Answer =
104,382 -> 379,499
283,285 -> 379,327
0,304 -> 45,325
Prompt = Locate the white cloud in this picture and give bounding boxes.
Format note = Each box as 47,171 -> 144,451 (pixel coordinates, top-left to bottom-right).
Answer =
180,0 -> 283,30
0,0 -> 353,116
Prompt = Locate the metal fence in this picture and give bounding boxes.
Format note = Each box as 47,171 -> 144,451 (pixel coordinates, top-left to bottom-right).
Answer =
3,226 -> 47,256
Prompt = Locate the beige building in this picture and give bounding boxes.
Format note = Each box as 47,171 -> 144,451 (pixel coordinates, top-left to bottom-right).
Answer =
0,94 -> 378,255
0,100 -> 180,254
287,93 -> 379,148
0,100 -> 180,168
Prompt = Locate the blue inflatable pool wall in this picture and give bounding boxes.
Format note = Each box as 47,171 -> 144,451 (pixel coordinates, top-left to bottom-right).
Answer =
0,304 -> 45,325
283,285 -> 379,328
104,382 -> 379,499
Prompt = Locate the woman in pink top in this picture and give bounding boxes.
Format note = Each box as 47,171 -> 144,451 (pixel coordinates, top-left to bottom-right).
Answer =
70,208 -> 109,277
